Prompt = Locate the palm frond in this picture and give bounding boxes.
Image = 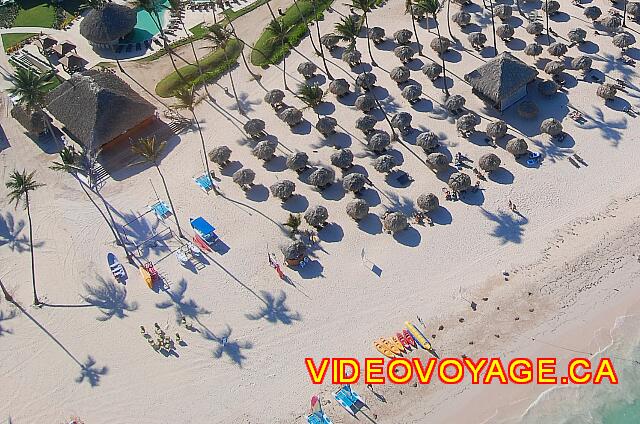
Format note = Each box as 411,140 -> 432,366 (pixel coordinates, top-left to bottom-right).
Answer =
5,169 -> 44,209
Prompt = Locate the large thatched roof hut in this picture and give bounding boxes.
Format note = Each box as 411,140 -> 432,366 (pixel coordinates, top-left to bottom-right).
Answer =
80,3 -> 137,47
46,70 -> 156,151
464,52 -> 538,111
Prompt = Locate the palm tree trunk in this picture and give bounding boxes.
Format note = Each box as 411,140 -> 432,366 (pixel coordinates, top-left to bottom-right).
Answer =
363,69 -> 396,138
150,9 -> 189,83
545,0 -> 550,45
311,0 -> 333,79
0,279 -> 12,303
623,0 -> 628,27
409,0 -> 424,56
434,17 -> 450,97
490,1 -> 498,55
182,21 -> 210,97
363,13 -> 376,66
41,106 -> 61,149
282,39 -> 288,90
446,0 -> 458,42
266,0 -> 277,20
222,44 -> 244,114
190,109 -> 218,194
228,20 -> 261,80
25,193 -> 39,305
293,0 -> 320,54
76,174 -> 122,246
515,0 -> 524,18
154,165 -> 184,238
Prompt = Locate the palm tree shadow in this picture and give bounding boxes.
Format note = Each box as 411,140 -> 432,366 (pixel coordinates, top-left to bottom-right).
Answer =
81,276 -> 138,321
156,278 -> 210,323
245,290 -> 301,325
202,325 -> 253,367
75,355 -> 108,387
480,208 -> 528,245
0,211 -> 40,253
0,308 -> 17,336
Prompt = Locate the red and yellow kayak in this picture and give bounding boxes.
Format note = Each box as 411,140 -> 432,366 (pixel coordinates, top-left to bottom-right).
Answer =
139,266 -> 153,289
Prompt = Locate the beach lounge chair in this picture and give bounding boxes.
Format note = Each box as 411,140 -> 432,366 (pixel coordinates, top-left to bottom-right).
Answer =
149,200 -> 172,219
190,217 -> 219,245
332,385 -> 365,416
307,411 -> 333,424
194,174 -> 215,193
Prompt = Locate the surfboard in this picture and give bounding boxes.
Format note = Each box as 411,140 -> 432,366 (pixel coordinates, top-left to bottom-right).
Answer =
139,266 -> 153,289
373,338 -> 395,358
405,321 -> 432,350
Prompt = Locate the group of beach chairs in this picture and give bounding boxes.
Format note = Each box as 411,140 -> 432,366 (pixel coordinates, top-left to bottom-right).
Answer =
306,386 -> 366,424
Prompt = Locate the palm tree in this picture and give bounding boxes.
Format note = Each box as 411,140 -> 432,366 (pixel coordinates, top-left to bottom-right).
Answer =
545,0 -> 550,45
293,0 -> 320,55
490,0 -> 498,54
417,0 -> 450,96
206,24 -> 244,114
296,83 -> 325,116
6,170 -> 44,305
284,213 -> 302,236
266,18 -> 294,90
334,15 -> 361,48
446,0 -> 458,42
134,0 -> 187,83
405,0 -> 424,56
227,20 -> 262,81
310,0 -> 333,80
0,279 -> 13,303
8,68 -> 60,147
131,137 -> 184,238
623,0 -> 628,27
349,0 -> 378,66
50,147 -> 126,249
173,87 -> 216,192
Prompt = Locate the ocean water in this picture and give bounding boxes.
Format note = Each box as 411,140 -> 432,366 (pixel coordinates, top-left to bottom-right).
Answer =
518,315 -> 640,424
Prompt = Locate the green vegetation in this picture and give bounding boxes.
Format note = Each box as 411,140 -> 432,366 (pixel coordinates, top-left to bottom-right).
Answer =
13,0 -> 56,28
188,22 -> 208,38
251,0 -> 334,67
155,38 -> 241,98
222,0 -> 270,22
2,33 -> 36,52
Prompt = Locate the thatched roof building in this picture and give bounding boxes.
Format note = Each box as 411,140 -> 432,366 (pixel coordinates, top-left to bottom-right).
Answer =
46,70 -> 156,151
80,3 -> 137,47
464,52 -> 538,111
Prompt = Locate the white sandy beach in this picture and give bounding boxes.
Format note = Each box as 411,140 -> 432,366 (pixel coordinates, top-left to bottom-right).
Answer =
1,0 -> 640,422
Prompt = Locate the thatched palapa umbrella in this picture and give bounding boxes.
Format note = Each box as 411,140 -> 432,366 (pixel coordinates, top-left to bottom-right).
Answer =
80,4 -> 136,47
448,172 -> 472,192
329,79 -> 350,97
486,120 -> 507,141
304,205 -> 329,228
417,193 -> 439,212
281,240 -> 306,266
264,89 -> 285,108
445,94 -> 466,113
547,42 -> 568,57
346,199 -> 369,220
596,83 -> 617,101
369,27 -> 386,44
356,115 -> 378,133
244,118 -> 266,139
416,131 -> 439,153
330,148 -> 354,169
517,100 -> 539,118
526,21 -> 544,36
316,116 -> 338,137
506,138 -> 528,157
538,79 -> 559,96
391,112 -> 413,132
478,153 -> 501,172
600,15 -> 622,32
383,212 -> 408,233
208,145 -> 231,167
430,37 -> 451,55
543,0 -> 560,15
343,172 -> 368,193
422,62 -> 443,80
540,118 -> 563,137
297,61 -> 317,79
568,28 -> 587,45
453,11 -> 472,27
373,154 -> 397,173
468,32 -> 487,50
286,151 -> 309,172
426,152 -> 450,172
270,180 -> 296,201
368,131 -> 391,153
495,4 -> 512,21
524,43 -> 543,59
456,113 -> 481,136
394,45 -> 416,63
394,29 -> 413,45
402,84 -> 422,103
628,2 -> 640,21
355,94 -> 377,112
390,66 -> 411,84
355,73 -> 377,90
321,34 -> 340,50
233,168 -> 256,189
308,167 -> 335,189
584,6 -> 602,22
278,107 -> 303,127
571,56 -> 592,72
496,24 -> 515,41
544,60 -> 565,76
252,140 -> 277,161
342,49 -> 362,67
612,33 -> 636,51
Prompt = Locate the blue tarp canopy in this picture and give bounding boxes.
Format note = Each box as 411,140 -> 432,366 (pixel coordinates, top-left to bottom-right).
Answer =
190,217 -> 215,235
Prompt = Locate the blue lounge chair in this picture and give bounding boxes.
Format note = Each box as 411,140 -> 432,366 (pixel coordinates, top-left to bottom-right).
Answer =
307,411 -> 333,424
190,217 -> 219,245
333,385 -> 365,416
149,200 -> 171,219
194,174 -> 215,193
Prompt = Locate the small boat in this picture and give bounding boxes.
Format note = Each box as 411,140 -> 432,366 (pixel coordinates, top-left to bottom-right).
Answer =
107,252 -> 125,282
381,338 -> 402,356
397,332 -> 412,350
391,335 -> 406,353
139,266 -> 153,288
403,329 -> 417,348
373,338 -> 395,358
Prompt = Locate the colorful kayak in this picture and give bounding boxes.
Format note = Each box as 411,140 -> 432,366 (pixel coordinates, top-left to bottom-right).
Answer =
405,321 -> 432,350
139,266 -> 153,289
397,332 -> 412,350
391,335 -> 406,353
193,234 -> 212,252
403,329 -> 417,348
373,339 -> 395,358
381,338 -> 402,356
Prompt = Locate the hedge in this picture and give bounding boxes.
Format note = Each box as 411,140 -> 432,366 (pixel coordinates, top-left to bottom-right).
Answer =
155,38 -> 242,97
250,0 -> 334,67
